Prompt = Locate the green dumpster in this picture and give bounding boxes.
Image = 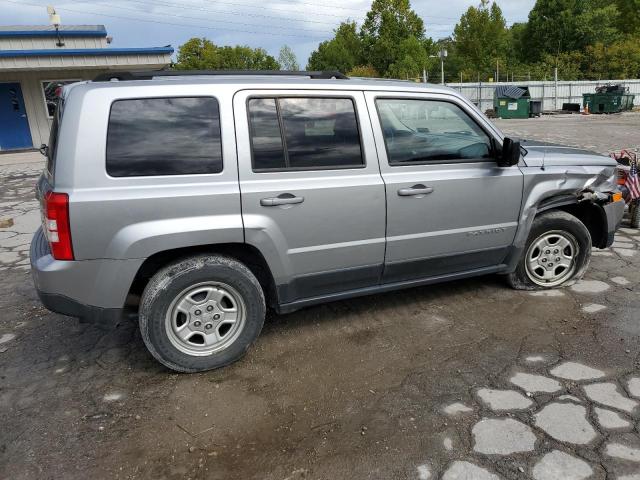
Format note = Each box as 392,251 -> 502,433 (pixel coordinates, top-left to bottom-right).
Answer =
494,86 -> 531,119
583,84 -> 635,114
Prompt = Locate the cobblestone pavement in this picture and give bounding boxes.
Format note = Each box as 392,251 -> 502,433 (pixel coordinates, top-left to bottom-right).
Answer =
0,115 -> 639,480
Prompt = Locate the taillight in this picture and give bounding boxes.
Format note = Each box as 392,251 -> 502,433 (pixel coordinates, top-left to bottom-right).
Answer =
44,191 -> 74,260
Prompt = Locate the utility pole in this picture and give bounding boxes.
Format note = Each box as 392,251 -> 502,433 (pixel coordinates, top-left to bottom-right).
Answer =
496,59 -> 499,83
429,48 -> 447,85
554,67 -> 559,110
423,68 -> 427,84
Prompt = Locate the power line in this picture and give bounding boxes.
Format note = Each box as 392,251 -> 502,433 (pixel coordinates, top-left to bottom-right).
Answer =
65,0 -> 338,34
66,0 -> 357,27
66,0 -> 464,29
3,0 -> 329,38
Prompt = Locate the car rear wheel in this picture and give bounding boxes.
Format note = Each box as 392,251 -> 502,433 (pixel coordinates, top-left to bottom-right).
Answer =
507,210 -> 591,290
139,254 -> 265,373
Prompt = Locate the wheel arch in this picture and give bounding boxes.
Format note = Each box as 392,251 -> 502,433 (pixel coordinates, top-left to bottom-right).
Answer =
128,243 -> 278,310
536,195 -> 608,249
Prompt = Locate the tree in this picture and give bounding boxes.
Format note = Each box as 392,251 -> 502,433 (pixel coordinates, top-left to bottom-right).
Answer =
387,36 -> 429,79
453,1 -> 509,77
278,45 -> 299,71
615,0 -> 640,35
347,65 -> 379,77
586,38 -> 640,79
307,21 -> 362,72
174,38 -> 280,70
359,0 -> 426,76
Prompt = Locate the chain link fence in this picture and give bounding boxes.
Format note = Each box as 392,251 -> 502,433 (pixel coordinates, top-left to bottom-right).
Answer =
446,79 -> 640,113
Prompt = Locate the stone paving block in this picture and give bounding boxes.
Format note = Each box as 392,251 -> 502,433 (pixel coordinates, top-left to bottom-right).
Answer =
582,304 -> 607,313
594,407 -> 632,430
0,233 -> 32,248
525,355 -> 549,363
558,395 -> 582,402
583,383 -> 638,413
510,372 -> 562,393
442,461 -> 501,480
550,362 -> 606,381
605,443 -> 640,462
0,251 -> 20,264
534,403 -> 597,444
627,378 -> 640,399
416,464 -> 432,479
443,402 -> 473,416
472,418 -> 536,455
476,388 -> 533,410
611,276 -> 631,286
532,450 -> 593,480
10,210 -> 40,234
529,290 -> 565,297
615,249 -> 637,257
570,280 -> 610,293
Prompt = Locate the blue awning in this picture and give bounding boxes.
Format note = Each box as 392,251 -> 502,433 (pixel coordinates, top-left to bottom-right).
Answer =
0,26 -> 107,38
0,46 -> 174,58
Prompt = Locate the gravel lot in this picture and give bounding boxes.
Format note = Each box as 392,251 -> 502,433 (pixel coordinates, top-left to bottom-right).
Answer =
1,113 -> 640,480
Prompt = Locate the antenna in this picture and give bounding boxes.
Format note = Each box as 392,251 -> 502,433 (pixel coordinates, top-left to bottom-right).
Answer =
47,6 -> 65,47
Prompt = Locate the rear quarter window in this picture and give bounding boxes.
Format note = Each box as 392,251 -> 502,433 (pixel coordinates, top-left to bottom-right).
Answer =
106,97 -> 222,177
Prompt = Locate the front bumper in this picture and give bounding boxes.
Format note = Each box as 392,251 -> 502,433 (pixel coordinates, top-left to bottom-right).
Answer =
30,228 -> 143,323
602,199 -> 626,247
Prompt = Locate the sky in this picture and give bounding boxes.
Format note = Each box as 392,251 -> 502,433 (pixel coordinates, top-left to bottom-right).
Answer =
2,0 -> 537,66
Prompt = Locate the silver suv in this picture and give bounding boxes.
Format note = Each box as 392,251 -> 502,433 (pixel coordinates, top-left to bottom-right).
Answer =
30,71 -> 624,372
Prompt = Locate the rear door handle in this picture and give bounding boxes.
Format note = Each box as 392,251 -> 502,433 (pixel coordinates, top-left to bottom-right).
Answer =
260,194 -> 305,207
398,184 -> 434,197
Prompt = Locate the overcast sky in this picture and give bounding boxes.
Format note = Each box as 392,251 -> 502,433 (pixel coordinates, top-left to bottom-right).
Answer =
3,0 -> 536,66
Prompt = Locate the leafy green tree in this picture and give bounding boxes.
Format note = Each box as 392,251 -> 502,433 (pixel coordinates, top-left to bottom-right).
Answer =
359,0 -> 426,76
586,37 -> 640,78
346,65 -> 380,77
453,1 -> 509,77
576,0 -> 622,48
522,0 -> 621,62
307,21 -> 362,72
615,0 -> 640,34
175,38 -> 280,70
387,36 -> 429,79
278,45 -> 299,71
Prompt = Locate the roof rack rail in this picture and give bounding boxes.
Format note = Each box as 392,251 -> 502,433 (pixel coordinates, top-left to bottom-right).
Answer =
93,69 -> 349,82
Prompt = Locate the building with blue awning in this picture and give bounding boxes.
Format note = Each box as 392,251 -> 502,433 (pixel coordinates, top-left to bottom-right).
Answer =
0,24 -> 173,151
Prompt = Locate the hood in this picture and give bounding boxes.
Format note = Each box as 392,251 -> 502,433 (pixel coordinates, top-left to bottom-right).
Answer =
522,140 -> 616,168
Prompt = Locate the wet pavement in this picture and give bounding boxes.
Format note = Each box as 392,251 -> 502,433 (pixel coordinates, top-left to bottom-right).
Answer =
1,114 -> 640,479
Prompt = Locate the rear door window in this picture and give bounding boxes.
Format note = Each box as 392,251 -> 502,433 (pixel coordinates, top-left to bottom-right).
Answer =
248,97 -> 363,171
106,97 -> 222,177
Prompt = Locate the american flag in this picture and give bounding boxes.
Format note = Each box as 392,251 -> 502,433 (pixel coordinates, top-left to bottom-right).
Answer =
626,155 -> 640,200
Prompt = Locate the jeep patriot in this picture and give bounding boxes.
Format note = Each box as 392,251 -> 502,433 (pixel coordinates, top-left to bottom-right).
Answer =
30,70 -> 625,372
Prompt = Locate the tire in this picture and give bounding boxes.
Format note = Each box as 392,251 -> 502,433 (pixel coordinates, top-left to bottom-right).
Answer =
507,210 -> 591,290
631,200 -> 640,229
139,254 -> 265,373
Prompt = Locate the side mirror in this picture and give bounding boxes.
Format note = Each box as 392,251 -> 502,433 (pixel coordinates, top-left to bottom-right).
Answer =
499,137 -> 521,167
39,144 -> 48,157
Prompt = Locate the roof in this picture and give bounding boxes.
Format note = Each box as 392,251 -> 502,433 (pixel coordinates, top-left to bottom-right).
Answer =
0,46 -> 174,58
0,25 -> 107,38
494,85 -> 530,99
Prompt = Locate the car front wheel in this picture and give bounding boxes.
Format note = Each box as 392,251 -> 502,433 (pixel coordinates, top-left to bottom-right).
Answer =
508,210 -> 592,290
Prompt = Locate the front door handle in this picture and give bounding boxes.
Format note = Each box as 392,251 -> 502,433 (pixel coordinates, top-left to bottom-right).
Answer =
397,184 -> 434,197
260,194 -> 305,207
